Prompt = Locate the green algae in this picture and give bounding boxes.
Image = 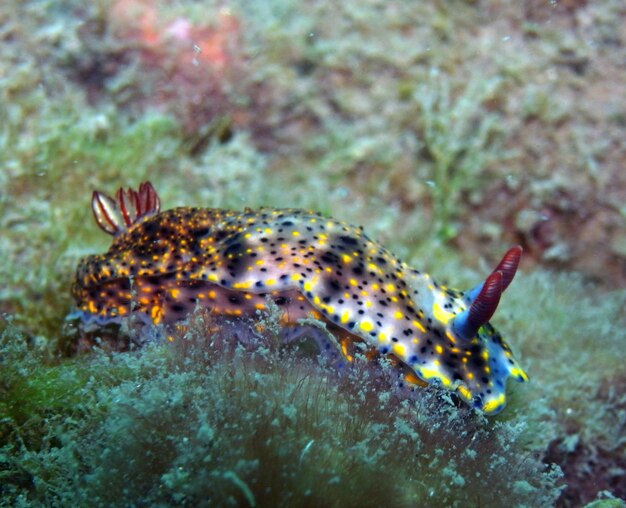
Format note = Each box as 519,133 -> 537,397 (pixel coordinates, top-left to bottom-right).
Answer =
0,311 -> 563,507
409,71 -> 504,241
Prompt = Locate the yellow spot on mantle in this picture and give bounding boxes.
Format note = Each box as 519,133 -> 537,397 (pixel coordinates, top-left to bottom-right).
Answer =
151,305 -> 164,325
433,302 -> 454,324
340,309 -> 351,324
360,320 -> 373,333
510,366 -> 529,382
482,393 -> 506,414
457,385 -> 472,402
419,364 -> 451,387
412,320 -> 426,333
393,343 -> 406,357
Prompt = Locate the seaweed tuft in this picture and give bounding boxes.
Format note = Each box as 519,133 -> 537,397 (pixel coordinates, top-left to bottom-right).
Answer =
1,309 -> 563,507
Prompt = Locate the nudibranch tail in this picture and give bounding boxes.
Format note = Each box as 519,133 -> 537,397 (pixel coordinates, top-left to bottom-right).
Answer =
91,181 -> 160,236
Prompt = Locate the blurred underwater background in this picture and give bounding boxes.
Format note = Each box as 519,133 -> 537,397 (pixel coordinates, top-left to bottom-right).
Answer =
1,0 -> 625,506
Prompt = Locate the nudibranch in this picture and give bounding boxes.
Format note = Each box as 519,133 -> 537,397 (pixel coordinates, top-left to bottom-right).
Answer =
72,181 -> 528,414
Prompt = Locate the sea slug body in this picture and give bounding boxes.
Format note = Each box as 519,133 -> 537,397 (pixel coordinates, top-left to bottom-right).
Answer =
72,181 -> 528,414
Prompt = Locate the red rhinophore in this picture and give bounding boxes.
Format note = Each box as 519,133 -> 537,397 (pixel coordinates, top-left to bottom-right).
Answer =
492,245 -> 523,292
115,187 -> 136,227
92,190 -> 120,235
91,181 -> 161,236
137,181 -> 160,217
468,270 -> 503,329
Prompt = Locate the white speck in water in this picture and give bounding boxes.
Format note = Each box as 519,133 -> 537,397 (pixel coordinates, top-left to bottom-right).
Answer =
192,44 -> 201,66
426,180 -> 436,188
501,36 -> 511,42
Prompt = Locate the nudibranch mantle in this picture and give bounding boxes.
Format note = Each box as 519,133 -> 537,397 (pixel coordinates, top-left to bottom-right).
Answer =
72,181 -> 528,414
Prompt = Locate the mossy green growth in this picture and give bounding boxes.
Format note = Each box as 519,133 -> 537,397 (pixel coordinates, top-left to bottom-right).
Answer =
0,309 -> 563,507
410,71 -> 504,242
584,500 -> 626,508
0,319 -> 148,426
